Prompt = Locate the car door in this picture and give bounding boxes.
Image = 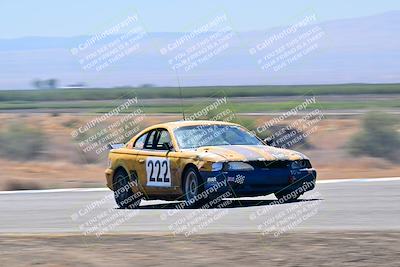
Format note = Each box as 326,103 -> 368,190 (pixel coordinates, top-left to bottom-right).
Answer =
135,128 -> 178,196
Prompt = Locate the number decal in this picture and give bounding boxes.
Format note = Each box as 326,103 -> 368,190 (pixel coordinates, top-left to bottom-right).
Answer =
145,157 -> 171,187
147,161 -> 155,182
155,160 -> 162,182
162,161 -> 169,182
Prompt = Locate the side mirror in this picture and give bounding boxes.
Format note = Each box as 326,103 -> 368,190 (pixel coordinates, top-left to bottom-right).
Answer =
263,138 -> 274,146
162,142 -> 174,151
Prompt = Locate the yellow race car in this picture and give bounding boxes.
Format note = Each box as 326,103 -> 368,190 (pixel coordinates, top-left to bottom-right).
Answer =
105,120 -> 316,208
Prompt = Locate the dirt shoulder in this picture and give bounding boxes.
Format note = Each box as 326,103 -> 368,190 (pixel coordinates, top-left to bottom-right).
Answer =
0,231 -> 399,266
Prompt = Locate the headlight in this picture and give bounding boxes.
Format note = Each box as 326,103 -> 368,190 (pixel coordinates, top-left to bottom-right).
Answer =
225,162 -> 254,171
211,162 -> 224,171
290,160 -> 311,169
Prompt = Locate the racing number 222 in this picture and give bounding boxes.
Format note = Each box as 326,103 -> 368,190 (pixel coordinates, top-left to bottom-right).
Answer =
145,157 -> 171,187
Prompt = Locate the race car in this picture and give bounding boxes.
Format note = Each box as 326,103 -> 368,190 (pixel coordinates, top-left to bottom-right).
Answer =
105,120 -> 317,208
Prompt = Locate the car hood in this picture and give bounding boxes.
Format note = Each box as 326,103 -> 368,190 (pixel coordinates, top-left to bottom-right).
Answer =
192,145 -> 308,162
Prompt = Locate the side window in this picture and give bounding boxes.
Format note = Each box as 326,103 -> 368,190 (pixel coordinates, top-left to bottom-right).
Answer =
141,129 -> 172,150
156,130 -> 172,150
134,133 -> 148,149
144,130 -> 157,149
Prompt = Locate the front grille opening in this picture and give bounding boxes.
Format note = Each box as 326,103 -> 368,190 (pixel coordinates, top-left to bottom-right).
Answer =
249,160 -> 290,169
249,160 -> 311,169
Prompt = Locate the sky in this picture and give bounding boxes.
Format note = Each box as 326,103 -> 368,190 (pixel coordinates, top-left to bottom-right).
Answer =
1,0 -> 400,38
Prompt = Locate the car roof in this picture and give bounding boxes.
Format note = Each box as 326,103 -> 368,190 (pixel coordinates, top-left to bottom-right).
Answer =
126,120 -> 244,148
151,120 -> 240,129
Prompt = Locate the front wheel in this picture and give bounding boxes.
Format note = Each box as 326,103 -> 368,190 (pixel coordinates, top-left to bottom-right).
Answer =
113,169 -> 142,209
182,166 -> 205,207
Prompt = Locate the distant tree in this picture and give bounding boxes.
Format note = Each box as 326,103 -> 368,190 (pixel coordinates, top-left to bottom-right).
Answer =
140,83 -> 155,88
32,79 -> 42,89
47,79 -> 58,88
31,79 -> 59,89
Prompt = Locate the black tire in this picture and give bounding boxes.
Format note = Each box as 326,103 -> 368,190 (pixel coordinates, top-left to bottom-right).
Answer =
274,190 -> 301,203
182,166 -> 205,208
113,169 -> 142,209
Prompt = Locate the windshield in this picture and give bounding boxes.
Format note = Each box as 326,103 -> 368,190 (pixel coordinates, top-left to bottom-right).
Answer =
174,125 -> 263,149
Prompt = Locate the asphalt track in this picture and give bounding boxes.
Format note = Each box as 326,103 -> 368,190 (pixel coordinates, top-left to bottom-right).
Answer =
1,178 -> 399,235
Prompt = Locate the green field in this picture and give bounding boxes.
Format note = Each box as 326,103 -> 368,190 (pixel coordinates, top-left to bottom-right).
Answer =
1,83 -> 400,102
0,84 -> 399,113
0,100 -> 398,113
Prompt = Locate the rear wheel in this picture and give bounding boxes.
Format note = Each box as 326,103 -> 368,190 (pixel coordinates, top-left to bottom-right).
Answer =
113,169 -> 142,209
182,166 -> 205,207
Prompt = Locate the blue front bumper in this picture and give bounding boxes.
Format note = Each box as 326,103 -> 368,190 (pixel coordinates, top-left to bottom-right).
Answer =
200,168 -> 317,197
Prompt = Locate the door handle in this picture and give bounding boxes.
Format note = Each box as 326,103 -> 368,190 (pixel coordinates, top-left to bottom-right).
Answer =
138,159 -> 145,163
